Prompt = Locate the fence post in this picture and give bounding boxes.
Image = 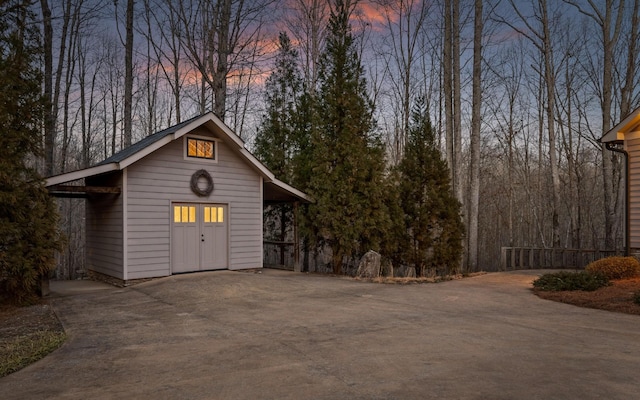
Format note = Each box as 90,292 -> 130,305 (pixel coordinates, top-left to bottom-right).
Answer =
500,247 -> 507,271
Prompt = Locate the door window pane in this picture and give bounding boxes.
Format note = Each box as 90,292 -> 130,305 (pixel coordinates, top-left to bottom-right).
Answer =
181,206 -> 188,222
174,206 -> 181,223
189,206 -> 196,223
204,207 -> 211,223
217,207 -> 224,223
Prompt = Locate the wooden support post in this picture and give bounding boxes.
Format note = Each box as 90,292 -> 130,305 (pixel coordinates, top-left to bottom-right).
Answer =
500,247 -> 507,271
293,202 -> 301,272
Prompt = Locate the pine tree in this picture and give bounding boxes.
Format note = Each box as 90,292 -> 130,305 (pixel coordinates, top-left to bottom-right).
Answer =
396,98 -> 464,276
0,0 -> 64,305
306,0 -> 389,274
254,32 -> 303,246
255,31 -> 303,182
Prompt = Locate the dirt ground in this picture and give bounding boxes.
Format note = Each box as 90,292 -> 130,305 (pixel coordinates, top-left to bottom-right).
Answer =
534,277 -> 640,315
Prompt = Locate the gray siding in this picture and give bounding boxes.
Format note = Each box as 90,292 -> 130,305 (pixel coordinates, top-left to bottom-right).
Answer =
86,172 -> 124,279
628,138 -> 640,249
125,126 -> 262,279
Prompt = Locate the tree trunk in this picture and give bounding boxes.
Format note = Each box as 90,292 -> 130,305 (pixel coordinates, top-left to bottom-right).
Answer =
40,0 -> 54,176
213,0 -> 231,120
443,0 -> 454,187
467,0 -> 483,272
123,0 -> 134,147
452,0 -> 462,204
541,0 -> 561,247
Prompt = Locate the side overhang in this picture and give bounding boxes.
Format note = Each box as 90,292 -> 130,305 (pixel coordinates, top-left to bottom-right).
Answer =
264,178 -> 312,204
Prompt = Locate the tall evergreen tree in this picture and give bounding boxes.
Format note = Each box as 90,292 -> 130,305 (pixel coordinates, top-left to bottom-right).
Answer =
396,98 -> 464,276
255,32 -> 302,182
306,0 -> 389,274
0,0 -> 64,305
254,32 -> 303,245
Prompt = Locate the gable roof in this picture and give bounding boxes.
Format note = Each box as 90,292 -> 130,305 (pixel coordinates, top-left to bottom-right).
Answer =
600,106 -> 640,143
97,114 -> 202,166
45,112 -> 311,203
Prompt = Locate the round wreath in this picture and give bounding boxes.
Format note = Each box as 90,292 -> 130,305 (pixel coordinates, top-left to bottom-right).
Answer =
190,169 -> 214,197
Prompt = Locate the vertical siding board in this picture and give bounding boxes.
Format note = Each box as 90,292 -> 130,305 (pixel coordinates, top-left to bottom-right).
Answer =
125,130 -> 262,278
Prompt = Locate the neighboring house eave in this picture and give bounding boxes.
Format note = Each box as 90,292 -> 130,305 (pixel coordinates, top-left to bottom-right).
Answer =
600,107 -> 640,143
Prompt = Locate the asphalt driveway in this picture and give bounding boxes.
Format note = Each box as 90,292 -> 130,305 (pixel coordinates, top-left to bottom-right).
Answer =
1,269 -> 639,399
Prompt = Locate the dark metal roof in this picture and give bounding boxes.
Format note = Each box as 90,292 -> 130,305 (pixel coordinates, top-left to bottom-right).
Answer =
97,114 -> 203,166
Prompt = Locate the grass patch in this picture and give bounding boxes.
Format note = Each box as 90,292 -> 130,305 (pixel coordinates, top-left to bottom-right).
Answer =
0,302 -> 66,377
0,330 -> 66,377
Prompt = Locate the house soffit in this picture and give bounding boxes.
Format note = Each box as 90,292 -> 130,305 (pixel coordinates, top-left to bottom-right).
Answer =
601,107 -> 640,143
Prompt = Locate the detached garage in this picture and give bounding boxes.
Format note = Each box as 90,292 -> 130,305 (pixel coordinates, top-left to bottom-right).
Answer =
46,112 -> 310,284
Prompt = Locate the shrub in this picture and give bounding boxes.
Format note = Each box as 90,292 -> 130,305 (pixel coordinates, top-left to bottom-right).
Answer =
585,256 -> 640,280
532,271 -> 610,292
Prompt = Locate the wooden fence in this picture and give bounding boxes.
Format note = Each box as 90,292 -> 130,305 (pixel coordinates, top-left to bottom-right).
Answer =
263,240 -> 297,270
500,247 -> 622,271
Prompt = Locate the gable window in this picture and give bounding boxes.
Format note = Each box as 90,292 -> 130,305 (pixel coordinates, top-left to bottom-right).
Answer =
187,138 -> 215,160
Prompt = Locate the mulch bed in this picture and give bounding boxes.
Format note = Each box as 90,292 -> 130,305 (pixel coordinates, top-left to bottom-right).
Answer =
534,277 -> 640,315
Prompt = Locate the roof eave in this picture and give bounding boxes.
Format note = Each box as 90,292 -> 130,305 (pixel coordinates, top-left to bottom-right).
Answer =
45,163 -> 119,187
599,130 -> 624,144
600,107 -> 640,143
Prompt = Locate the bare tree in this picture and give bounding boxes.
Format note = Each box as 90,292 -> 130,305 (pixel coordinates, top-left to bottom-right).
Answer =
467,0 -> 483,271
564,0 -> 626,250
124,0 -> 135,146
143,0 -> 189,124
40,0 -> 54,175
173,0 -> 273,123
284,0 -> 328,95
40,0 -> 75,175
619,0 -> 640,118
372,0 -> 430,163
500,0 -> 562,247
443,0 -> 454,188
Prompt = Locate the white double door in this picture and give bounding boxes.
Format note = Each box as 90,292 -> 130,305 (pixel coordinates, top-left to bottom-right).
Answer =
172,203 -> 228,273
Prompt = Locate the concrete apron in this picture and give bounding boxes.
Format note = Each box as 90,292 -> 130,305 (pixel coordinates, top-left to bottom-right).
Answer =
1,269 -> 639,400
